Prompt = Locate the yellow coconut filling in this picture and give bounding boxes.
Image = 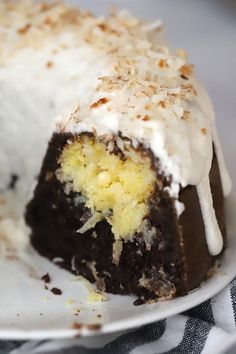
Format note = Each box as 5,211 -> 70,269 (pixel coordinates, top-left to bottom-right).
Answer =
59,136 -> 156,241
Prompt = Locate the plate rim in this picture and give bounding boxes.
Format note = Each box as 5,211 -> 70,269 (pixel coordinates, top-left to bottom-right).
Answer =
0,269 -> 235,340
0,197 -> 235,340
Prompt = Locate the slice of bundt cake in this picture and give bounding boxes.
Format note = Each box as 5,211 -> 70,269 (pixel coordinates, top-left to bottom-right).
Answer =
25,2 -> 231,303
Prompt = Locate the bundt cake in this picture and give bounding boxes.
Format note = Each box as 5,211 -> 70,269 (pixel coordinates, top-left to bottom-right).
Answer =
0,1 -> 231,303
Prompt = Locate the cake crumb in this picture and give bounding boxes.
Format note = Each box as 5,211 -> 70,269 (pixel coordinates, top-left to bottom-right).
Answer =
8,174 -> 19,190
72,322 -> 102,332
133,298 -> 145,306
73,308 -> 81,316
51,287 -> 62,295
87,291 -> 107,303
66,298 -> 75,305
41,273 -> 51,283
72,322 -> 83,330
87,323 -> 102,331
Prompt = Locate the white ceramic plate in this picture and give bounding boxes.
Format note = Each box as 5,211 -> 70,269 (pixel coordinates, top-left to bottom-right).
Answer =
0,196 -> 235,340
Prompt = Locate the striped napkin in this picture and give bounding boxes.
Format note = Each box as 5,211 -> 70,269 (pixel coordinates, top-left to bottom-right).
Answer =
1,279 -> 236,354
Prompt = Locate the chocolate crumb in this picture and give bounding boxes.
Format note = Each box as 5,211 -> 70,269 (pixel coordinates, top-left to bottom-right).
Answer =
87,323 -> 102,331
72,322 -> 83,329
97,314 -> 102,318
180,74 -> 188,80
133,298 -> 145,306
8,174 -> 18,190
51,287 -> 62,295
41,273 -> 51,284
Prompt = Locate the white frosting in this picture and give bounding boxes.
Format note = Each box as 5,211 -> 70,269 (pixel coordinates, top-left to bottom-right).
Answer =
212,124 -> 232,197
0,36 -> 111,218
0,1 -> 231,255
197,177 -> 223,255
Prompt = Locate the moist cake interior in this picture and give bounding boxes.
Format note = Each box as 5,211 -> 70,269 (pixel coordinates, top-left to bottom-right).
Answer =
58,135 -> 156,244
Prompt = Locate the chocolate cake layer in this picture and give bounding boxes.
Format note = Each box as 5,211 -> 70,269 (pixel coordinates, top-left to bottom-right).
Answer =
25,133 -> 226,302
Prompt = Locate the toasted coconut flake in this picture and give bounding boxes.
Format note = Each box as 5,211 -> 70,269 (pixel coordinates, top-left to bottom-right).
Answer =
77,213 -> 103,234
46,60 -> 54,68
17,23 -> 31,34
180,64 -> 194,77
90,98 -> 110,109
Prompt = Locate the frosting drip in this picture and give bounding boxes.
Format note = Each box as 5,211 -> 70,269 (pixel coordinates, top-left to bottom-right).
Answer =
197,176 -> 223,255
212,125 -> 232,197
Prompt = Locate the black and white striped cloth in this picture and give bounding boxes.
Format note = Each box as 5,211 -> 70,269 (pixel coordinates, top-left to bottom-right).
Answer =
1,279 -> 236,354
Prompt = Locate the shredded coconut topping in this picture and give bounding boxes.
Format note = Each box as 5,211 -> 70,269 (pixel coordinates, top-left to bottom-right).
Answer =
1,1 -> 196,131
